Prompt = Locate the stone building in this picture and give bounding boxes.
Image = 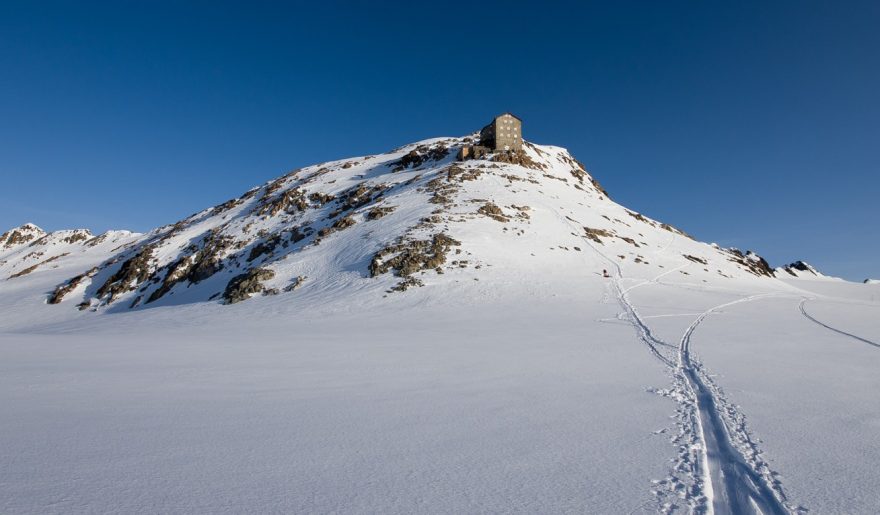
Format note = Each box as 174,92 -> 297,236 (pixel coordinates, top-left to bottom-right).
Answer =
457,113 -> 523,160
479,112 -> 522,152
456,144 -> 489,160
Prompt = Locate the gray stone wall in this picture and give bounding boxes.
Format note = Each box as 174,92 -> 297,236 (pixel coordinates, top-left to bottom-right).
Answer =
478,113 -> 522,152
479,124 -> 495,146
493,114 -> 522,151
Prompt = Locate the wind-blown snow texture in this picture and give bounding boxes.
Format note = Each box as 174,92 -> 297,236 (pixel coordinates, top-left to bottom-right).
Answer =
1,136 -> 878,514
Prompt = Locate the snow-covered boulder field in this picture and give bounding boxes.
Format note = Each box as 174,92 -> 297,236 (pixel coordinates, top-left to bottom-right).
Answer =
1,137 -> 878,514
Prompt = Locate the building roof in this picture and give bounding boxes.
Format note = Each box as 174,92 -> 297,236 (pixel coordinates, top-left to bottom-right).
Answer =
496,112 -> 522,122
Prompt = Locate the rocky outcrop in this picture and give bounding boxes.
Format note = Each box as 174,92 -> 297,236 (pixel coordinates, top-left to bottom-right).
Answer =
247,234 -> 282,262
329,184 -> 389,218
491,149 -> 544,170
367,206 -> 395,220
0,224 -> 45,249
145,233 -> 235,304
779,261 -> 821,278
725,248 -> 775,277
8,253 -> 69,279
317,215 -> 356,239
256,188 -> 308,217
684,254 -> 708,265
48,267 -> 99,304
369,234 -> 461,278
223,268 -> 276,304
60,230 -> 92,244
787,262 -> 812,275
583,227 -> 613,244
390,144 -> 449,172
477,202 -> 509,222
283,275 -> 306,292
95,246 -> 156,302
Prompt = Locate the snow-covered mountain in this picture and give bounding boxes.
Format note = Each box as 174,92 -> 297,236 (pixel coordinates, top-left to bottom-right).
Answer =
775,260 -> 829,279
0,224 -> 139,276
3,135 -> 879,515
4,136 -> 792,314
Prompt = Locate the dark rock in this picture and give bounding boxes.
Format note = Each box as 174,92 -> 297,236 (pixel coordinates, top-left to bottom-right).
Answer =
491,149 -> 544,170
330,183 -> 388,217
370,233 -> 461,280
9,253 -> 69,279
367,206 -> 396,220
222,268 -> 276,304
477,202 -> 509,222
247,234 -> 282,262
317,215 -> 356,238
95,245 -> 157,301
583,227 -> 613,244
0,225 -> 43,248
684,254 -> 708,265
283,275 -> 307,292
256,188 -> 308,217
390,144 -> 449,172
48,267 -> 99,304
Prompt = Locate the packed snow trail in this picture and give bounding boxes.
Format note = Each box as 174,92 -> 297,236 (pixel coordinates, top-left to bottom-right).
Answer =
798,299 -> 880,349
680,297 -> 790,515
558,211 -> 795,513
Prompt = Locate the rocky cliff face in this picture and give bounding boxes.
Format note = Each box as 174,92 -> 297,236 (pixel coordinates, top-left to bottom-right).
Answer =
2,136 -> 795,312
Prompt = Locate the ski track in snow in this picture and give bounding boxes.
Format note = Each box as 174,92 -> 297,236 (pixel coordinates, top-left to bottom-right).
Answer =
679,296 -> 791,515
621,264 -> 690,296
557,211 -> 797,514
798,299 -> 880,349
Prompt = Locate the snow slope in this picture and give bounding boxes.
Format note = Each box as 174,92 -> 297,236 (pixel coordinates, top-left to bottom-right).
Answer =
8,136 -> 777,318
0,225 -> 140,329
1,137 -> 878,514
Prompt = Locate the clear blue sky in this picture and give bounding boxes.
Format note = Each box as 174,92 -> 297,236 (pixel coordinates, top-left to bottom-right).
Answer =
1,1 -> 877,280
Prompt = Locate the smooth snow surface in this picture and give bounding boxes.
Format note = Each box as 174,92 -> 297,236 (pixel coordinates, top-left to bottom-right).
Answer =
2,138 -> 878,513
1,301 -> 675,514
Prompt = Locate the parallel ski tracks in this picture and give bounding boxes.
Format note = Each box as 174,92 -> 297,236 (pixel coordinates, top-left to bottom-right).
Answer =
557,211 -> 797,514
679,296 -> 790,515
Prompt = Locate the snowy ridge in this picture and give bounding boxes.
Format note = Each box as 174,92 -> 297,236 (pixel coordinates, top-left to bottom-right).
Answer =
0,225 -> 141,330
0,225 -> 139,284
775,260 -> 829,279
0,223 -> 46,250
10,136 -> 787,314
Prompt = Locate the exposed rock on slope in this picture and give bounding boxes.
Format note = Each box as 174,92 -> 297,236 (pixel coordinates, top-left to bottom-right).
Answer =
2,135 -> 792,311
778,261 -> 822,278
0,223 -> 46,249
223,268 -> 276,304
0,225 -> 138,285
724,248 -> 775,277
